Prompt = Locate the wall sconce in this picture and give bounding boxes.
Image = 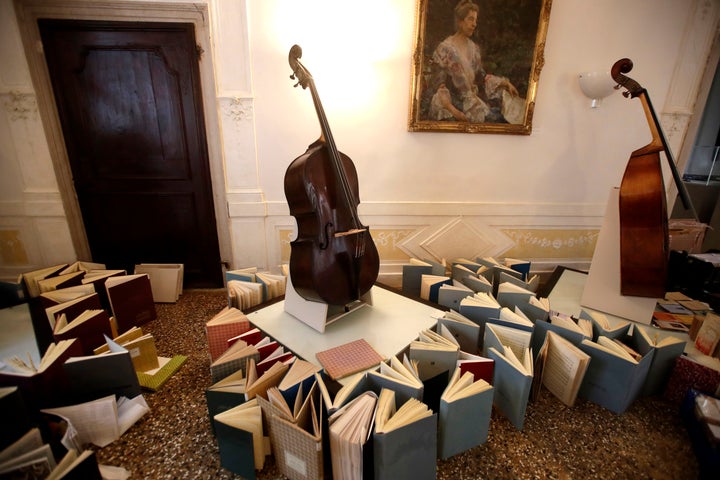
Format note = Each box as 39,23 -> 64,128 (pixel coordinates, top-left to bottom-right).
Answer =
578,71 -> 616,108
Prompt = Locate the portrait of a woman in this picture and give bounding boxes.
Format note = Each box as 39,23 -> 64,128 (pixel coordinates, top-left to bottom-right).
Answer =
411,0 -> 548,133
427,0 -> 522,124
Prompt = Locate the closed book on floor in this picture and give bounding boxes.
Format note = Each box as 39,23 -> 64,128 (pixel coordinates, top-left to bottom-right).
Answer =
105,274 -> 157,334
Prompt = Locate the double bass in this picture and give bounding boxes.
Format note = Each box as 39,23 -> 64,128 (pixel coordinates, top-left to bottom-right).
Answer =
611,58 -> 697,298
284,45 -> 380,306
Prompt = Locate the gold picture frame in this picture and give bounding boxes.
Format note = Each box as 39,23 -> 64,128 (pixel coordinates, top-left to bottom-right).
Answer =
408,0 -> 553,135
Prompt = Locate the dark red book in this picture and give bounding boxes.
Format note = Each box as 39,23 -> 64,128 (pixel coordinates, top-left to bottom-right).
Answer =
105,274 -> 157,334
53,308 -> 113,355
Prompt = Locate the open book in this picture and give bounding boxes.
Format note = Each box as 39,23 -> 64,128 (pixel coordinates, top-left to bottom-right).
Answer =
41,394 -> 149,450
214,398 -> 268,478
533,331 -> 590,406
578,334 -> 654,414
372,388 -> 436,480
260,381 -> 323,480
438,368 -> 494,459
484,323 -> 533,430
328,391 -> 378,480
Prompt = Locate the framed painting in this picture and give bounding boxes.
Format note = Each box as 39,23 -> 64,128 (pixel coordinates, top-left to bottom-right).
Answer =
408,0 -> 553,135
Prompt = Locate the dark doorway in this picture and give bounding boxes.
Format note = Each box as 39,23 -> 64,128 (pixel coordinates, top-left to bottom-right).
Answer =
38,19 -> 223,288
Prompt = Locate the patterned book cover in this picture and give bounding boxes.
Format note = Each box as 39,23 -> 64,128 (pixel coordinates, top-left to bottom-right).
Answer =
137,355 -> 187,391
206,319 -> 251,361
315,339 -> 383,381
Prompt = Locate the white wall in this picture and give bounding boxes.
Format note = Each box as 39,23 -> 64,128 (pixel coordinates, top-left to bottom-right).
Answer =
0,0 -> 718,284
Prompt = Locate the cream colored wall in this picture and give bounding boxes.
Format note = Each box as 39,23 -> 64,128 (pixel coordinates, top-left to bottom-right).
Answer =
0,0 -> 718,285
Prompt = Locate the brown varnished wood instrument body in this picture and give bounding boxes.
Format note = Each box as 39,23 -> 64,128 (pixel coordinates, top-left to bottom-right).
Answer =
611,58 -> 697,298
284,45 -> 379,305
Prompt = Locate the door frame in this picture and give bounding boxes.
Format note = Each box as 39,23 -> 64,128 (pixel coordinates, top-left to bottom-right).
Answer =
14,0 -> 231,268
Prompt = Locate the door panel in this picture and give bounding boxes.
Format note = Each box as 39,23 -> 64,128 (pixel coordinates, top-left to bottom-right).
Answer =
39,20 -> 222,287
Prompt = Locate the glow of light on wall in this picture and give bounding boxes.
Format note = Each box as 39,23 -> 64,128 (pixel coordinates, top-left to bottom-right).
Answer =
270,1 -> 405,114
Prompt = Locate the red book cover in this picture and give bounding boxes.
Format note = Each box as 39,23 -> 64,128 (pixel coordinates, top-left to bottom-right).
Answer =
53,309 -> 113,356
105,274 -> 157,334
205,307 -> 251,361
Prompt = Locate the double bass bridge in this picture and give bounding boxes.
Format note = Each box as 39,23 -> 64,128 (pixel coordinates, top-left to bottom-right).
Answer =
334,227 -> 368,258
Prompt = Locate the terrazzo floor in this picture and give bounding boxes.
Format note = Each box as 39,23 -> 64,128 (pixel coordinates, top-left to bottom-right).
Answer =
95,289 -> 700,479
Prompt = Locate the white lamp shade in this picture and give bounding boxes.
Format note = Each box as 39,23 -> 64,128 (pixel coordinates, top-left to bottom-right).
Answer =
578,71 -> 616,107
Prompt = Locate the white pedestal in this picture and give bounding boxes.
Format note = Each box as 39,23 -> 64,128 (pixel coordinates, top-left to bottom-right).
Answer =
283,276 -> 373,333
580,188 -> 657,324
248,285 -> 442,384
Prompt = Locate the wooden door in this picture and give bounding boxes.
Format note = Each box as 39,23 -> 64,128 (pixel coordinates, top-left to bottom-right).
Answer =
39,20 -> 222,288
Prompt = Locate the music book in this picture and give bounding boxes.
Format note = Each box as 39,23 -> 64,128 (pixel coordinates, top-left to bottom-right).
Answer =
578,309 -> 631,340
41,394 -> 150,449
0,428 -> 56,478
456,351 -> 494,384
227,280 -> 264,311
419,274 -> 452,303
437,281 -> 474,311
487,344 -> 533,430
533,331 -> 590,406
205,307 -> 252,361
59,261 -> 106,275
632,325 -> 686,396
366,355 -> 424,407
38,283 -> 96,310
315,339 -> 383,381
438,368 -> 494,459
105,274 -> 157,334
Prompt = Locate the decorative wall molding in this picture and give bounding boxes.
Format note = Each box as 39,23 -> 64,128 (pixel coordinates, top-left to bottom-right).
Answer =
1,91 -> 37,120
218,96 -> 254,123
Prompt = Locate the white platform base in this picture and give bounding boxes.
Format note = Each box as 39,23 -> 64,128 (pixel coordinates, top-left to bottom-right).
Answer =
249,285 -> 442,384
283,276 -> 373,333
